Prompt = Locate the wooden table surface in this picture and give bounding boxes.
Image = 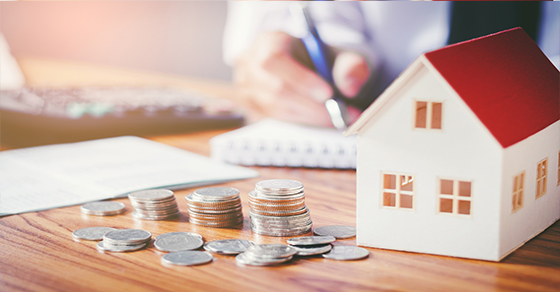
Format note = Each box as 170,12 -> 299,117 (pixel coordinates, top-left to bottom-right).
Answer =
1,58 -> 560,292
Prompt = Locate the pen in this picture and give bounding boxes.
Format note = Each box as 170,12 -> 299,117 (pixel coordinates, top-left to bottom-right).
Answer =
290,3 -> 349,131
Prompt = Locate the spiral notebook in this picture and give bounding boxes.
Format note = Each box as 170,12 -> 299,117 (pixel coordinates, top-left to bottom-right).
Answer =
210,119 -> 356,169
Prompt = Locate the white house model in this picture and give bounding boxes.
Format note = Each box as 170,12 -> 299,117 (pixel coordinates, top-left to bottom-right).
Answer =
344,28 -> 560,261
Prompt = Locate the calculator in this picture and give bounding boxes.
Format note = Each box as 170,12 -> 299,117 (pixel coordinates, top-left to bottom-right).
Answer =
0,86 -> 244,147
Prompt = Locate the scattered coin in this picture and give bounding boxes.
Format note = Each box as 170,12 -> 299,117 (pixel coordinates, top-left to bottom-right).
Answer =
81,201 -> 125,216
103,229 -> 152,244
236,244 -> 296,266
185,187 -> 243,228
246,244 -> 298,259
287,235 -> 336,246
313,225 -> 356,239
155,232 -> 202,241
322,245 -> 369,261
128,189 -> 180,220
154,233 -> 204,252
97,241 -> 147,252
235,252 -> 292,266
204,239 -> 255,255
249,179 -> 312,236
72,227 -> 117,241
292,244 -> 332,256
161,251 -> 213,266
100,229 -> 152,252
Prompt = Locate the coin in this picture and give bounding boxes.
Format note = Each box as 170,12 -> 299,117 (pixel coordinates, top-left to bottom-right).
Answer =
192,187 -> 240,201
128,189 -> 174,202
287,235 -> 336,246
103,229 -> 152,244
313,225 -> 356,239
246,244 -> 297,259
255,179 -> 303,195
154,233 -> 204,252
292,244 -> 332,256
203,239 -> 255,255
72,227 -> 117,241
161,251 -> 213,266
155,232 -> 202,241
97,241 -> 147,252
80,201 -> 125,216
235,252 -> 292,266
322,245 -> 369,260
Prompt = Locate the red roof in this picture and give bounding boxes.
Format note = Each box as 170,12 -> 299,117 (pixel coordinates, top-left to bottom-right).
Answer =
425,28 -> 560,148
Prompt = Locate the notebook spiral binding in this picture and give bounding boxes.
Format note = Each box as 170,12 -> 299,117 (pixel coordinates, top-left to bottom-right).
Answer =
210,119 -> 357,169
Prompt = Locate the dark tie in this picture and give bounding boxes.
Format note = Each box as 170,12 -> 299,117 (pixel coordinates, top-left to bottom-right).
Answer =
448,2 -> 541,45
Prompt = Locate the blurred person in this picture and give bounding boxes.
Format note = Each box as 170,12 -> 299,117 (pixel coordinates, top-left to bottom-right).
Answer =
223,1 -> 559,127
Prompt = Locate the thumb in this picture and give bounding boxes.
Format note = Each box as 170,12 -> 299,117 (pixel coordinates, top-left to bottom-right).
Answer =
332,51 -> 370,98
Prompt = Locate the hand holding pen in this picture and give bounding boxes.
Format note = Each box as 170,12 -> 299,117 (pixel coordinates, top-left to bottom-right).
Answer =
232,7 -> 370,128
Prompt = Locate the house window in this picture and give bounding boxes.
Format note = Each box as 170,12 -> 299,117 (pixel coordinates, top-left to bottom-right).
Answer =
536,158 -> 548,199
382,173 -> 414,209
438,178 -> 472,216
415,101 -> 442,129
512,172 -> 524,212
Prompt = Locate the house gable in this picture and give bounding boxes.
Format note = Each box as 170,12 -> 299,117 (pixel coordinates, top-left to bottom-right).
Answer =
424,28 -> 560,148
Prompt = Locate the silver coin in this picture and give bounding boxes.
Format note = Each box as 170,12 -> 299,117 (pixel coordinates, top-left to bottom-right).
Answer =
192,187 -> 239,201
103,229 -> 152,244
235,253 -> 292,266
255,179 -> 303,192
203,239 -> 255,255
250,228 -> 312,237
161,251 -> 213,266
249,190 -> 304,201
154,234 -> 204,252
156,232 -> 202,241
313,225 -> 356,239
128,189 -> 174,201
97,241 -> 146,252
81,201 -> 125,215
72,227 -> 117,241
246,244 -> 297,259
287,236 -> 336,246
132,211 -> 179,221
293,244 -> 332,256
322,245 -> 369,260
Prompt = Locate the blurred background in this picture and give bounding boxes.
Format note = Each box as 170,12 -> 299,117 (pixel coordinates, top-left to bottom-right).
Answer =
0,1 -> 232,81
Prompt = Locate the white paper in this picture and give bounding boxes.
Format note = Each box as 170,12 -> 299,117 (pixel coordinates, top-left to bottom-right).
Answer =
0,136 -> 259,216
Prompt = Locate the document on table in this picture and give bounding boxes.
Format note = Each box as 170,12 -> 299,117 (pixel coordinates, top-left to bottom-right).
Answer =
0,136 -> 259,216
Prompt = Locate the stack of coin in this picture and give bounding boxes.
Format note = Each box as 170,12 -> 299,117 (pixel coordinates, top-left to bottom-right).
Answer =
128,189 -> 180,220
185,187 -> 243,227
98,229 -> 152,252
235,244 -> 297,266
248,179 -> 312,236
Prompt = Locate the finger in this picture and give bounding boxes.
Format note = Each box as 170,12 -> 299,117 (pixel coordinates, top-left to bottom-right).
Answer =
262,51 -> 333,104
332,51 -> 370,98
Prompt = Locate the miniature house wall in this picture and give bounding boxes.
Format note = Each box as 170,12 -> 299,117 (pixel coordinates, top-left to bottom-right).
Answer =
345,28 -> 560,261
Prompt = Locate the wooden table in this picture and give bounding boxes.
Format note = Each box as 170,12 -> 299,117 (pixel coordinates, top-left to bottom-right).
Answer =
1,59 -> 559,292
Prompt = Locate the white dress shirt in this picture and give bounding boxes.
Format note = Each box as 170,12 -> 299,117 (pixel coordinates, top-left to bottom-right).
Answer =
223,1 -> 559,97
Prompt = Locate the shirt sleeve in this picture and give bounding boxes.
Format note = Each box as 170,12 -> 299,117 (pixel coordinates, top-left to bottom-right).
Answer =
222,1 -> 378,71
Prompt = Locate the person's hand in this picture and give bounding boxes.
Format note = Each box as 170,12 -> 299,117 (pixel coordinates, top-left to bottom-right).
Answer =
233,31 -> 370,127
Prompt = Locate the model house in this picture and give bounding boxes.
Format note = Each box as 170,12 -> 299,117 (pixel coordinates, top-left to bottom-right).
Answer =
344,28 -> 560,261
